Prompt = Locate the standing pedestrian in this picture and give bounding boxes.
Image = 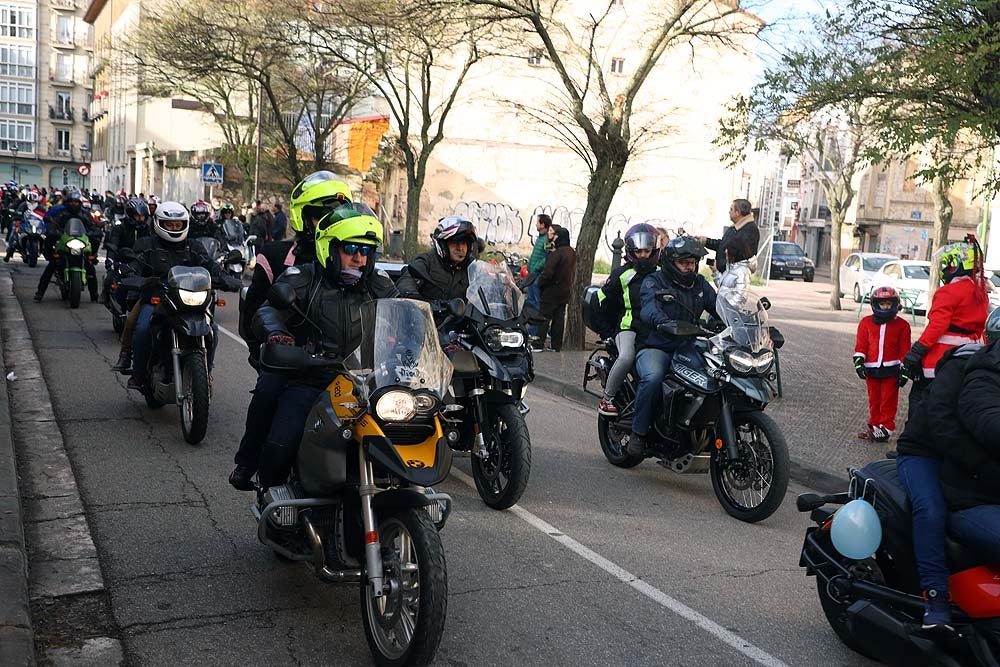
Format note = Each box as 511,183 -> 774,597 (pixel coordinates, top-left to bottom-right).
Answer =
853,286 -> 910,442
696,199 -> 760,274
248,200 -> 273,244
532,225 -> 576,352
271,202 -> 287,241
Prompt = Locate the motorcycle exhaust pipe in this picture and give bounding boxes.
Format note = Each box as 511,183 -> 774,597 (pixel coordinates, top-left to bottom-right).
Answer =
302,515 -> 362,583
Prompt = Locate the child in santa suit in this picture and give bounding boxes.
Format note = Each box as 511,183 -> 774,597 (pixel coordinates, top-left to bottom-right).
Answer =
854,286 -> 911,442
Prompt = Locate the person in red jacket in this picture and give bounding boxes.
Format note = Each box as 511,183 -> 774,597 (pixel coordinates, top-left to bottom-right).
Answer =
854,286 -> 911,441
901,235 -> 989,401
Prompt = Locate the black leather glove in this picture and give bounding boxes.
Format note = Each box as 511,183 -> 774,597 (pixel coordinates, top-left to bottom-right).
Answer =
897,367 -> 909,388
902,341 -> 929,380
853,356 -> 866,380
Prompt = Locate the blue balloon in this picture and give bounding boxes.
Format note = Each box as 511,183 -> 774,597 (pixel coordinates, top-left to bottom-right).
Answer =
830,499 -> 883,560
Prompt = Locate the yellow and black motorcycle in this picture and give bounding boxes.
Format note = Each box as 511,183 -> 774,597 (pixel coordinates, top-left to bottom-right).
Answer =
254,297 -> 455,667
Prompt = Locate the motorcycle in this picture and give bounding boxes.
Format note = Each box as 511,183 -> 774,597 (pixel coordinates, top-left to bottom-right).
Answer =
798,459 -> 1000,666
437,260 -> 533,510
7,209 -> 45,267
583,285 -> 790,523
192,235 -> 246,282
122,251 -> 222,445
220,217 -> 252,277
51,217 -> 95,309
253,293 -> 454,667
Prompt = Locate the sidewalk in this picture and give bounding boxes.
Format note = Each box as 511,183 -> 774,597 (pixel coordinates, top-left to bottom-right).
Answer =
531,278 -> 923,493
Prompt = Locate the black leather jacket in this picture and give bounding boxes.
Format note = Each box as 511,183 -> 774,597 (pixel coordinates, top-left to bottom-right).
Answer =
253,264 -> 399,385
129,235 -> 241,291
397,250 -> 469,302
103,222 -> 149,261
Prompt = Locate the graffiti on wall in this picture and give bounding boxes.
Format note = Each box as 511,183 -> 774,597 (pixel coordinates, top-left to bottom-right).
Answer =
452,201 -> 526,245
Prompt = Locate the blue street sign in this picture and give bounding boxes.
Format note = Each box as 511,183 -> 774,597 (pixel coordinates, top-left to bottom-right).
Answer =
201,162 -> 224,184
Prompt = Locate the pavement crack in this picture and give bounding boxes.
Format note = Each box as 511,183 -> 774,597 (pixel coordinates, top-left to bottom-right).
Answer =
450,577 -> 599,597
285,624 -> 303,667
121,605 -> 320,636
89,500 -> 205,513
691,567 -> 798,580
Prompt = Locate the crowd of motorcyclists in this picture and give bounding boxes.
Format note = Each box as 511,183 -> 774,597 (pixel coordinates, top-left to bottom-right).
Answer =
2,172 -> 1000,665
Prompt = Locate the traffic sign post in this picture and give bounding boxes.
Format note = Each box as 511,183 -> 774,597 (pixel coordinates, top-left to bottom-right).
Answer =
201,163 -> 223,184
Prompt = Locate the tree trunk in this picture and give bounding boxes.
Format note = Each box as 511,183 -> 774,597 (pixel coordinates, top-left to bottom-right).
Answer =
403,177 -> 423,260
829,213 -> 845,310
564,160 -> 625,350
927,175 -> 954,303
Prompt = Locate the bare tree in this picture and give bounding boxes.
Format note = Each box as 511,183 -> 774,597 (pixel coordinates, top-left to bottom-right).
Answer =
298,0 -> 487,257
461,0 -> 759,348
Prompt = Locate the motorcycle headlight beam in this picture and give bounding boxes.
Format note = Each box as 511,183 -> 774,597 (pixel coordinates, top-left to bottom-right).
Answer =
375,390 -> 417,422
178,289 -> 210,306
66,239 -> 86,251
726,349 -> 755,375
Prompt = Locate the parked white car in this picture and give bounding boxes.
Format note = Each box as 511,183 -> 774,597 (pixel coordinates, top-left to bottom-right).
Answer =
840,252 -> 898,302
870,260 -> 932,314
987,271 -> 1000,312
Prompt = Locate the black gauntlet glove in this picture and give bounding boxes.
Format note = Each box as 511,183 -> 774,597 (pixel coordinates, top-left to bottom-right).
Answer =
897,367 -> 909,388
656,320 -> 678,335
902,341 -> 929,381
853,356 -> 866,380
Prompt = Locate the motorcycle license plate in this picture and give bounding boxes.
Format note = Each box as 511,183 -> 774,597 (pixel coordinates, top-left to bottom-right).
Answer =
789,270 -> 802,275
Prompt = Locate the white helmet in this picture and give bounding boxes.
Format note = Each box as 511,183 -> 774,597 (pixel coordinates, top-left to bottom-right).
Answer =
153,201 -> 190,243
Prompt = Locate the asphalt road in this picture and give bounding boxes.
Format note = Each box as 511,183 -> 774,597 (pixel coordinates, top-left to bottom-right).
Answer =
9,261 -> 875,667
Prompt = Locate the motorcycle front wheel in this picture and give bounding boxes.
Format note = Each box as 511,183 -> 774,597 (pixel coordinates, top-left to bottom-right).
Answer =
68,271 -> 82,309
471,403 -> 531,510
361,508 -> 447,667
710,411 -> 789,523
179,351 -> 210,445
24,239 -> 37,267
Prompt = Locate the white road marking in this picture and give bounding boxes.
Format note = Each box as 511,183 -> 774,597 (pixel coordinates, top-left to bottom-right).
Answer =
216,325 -> 789,667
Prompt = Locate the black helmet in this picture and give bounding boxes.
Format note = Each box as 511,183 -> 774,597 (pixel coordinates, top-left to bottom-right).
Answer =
190,200 -> 212,226
124,198 -> 150,230
660,235 -> 707,288
432,216 -> 479,268
986,307 -> 1000,344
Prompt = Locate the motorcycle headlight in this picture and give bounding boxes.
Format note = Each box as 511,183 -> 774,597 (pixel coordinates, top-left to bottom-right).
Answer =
66,239 -> 86,254
413,393 -> 436,411
376,390 -> 416,422
486,327 -> 525,351
726,349 -> 755,374
754,350 -> 774,373
178,289 -> 209,306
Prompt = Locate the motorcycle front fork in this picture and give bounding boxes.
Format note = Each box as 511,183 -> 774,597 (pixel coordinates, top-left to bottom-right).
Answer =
357,445 -> 385,597
170,331 -> 206,405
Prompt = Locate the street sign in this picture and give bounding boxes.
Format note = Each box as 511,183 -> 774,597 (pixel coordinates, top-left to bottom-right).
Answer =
77,164 -> 90,176
910,210 -> 922,220
201,163 -> 224,184
921,229 -> 928,241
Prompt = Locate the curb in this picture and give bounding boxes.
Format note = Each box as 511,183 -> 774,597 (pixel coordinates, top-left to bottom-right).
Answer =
0,266 -> 123,665
532,369 -> 846,495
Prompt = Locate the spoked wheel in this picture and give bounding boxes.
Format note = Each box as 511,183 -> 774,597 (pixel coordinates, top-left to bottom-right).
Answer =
471,403 -> 531,510
598,377 -> 642,468
179,351 -> 210,445
361,508 -> 447,667
710,411 -> 789,522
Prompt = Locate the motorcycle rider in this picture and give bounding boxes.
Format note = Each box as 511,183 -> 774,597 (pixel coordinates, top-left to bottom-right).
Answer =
147,195 -> 159,218
4,191 -> 42,260
896,310 -> 1000,630
114,202 -> 241,389
900,235 -> 988,401
397,216 -> 481,303
628,236 -> 717,457
228,171 -> 352,490
250,202 -> 399,489
188,200 -> 221,241
103,199 -> 151,363
33,189 -> 100,302
594,223 -> 661,416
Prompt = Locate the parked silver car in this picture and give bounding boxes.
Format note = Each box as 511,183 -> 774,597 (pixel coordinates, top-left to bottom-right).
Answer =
839,252 -> 897,302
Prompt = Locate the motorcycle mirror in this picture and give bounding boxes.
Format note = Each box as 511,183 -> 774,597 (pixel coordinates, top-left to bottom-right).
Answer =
267,282 -> 296,310
225,249 -> 243,263
246,235 -> 257,245
760,297 -> 772,311
448,297 -> 466,318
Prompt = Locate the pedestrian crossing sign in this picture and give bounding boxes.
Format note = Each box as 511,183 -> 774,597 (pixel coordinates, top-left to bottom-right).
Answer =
201,162 -> 224,184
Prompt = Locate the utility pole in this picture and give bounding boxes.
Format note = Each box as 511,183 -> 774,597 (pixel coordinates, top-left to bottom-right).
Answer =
253,83 -> 263,202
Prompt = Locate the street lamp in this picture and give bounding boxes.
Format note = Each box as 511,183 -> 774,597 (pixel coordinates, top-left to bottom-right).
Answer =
10,144 -> 18,182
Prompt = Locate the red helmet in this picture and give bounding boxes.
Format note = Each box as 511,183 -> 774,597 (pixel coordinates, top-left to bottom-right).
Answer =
870,285 -> 900,322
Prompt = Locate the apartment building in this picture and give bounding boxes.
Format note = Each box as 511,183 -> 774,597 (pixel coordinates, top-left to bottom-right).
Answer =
0,0 -> 94,190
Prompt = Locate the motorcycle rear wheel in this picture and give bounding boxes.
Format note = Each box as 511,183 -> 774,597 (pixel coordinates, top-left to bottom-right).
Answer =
815,550 -> 885,661
471,403 -> 531,510
179,351 -> 210,445
710,411 -> 789,523
598,415 -> 643,468
68,272 -> 82,309
361,508 -> 447,667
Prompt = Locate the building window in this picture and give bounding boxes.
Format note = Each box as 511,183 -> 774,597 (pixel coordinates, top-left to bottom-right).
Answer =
0,81 -> 34,115
56,91 -> 70,118
527,49 -> 543,66
54,53 -> 72,82
0,5 -> 35,39
55,14 -> 73,44
0,119 -> 34,152
0,45 -> 33,77
610,57 -> 625,74
56,129 -> 70,154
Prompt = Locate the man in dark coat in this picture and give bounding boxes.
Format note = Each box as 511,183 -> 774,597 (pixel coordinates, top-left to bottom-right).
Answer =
698,199 -> 760,273
532,225 -> 576,351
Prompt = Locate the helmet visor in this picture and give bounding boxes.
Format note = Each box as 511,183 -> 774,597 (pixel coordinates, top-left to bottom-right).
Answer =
317,202 -> 377,233
292,171 -> 340,199
629,232 -> 657,251
161,218 -> 185,232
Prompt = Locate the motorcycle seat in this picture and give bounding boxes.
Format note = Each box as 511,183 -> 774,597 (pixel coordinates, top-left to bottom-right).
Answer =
855,460 -> 990,572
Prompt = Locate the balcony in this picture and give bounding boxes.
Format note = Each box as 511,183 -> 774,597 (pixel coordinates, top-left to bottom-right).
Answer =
49,75 -> 75,86
81,107 -> 91,123
48,105 -> 74,122
51,0 -> 77,9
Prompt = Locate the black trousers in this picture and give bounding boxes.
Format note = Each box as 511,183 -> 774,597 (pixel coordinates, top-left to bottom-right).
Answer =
534,301 -> 567,351
37,257 -> 98,298
234,371 -> 288,470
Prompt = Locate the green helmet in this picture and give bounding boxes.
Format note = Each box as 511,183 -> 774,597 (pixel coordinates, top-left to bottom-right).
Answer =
986,307 -> 1000,344
935,240 -> 979,284
314,202 -> 383,284
289,171 -> 352,234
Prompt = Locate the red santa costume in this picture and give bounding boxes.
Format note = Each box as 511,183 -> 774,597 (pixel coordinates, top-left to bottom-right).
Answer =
914,276 -> 987,379
855,314 -> 911,435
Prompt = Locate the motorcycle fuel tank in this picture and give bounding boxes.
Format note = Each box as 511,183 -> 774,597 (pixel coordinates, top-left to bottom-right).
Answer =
670,347 -> 719,393
950,565 -> 1000,618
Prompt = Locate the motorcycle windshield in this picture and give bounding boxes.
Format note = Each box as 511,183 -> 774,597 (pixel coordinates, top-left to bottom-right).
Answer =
193,236 -> 220,259
64,218 -> 87,237
348,299 -> 453,397
167,265 -> 212,292
222,219 -> 244,244
465,260 -> 523,321
715,288 -> 771,352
